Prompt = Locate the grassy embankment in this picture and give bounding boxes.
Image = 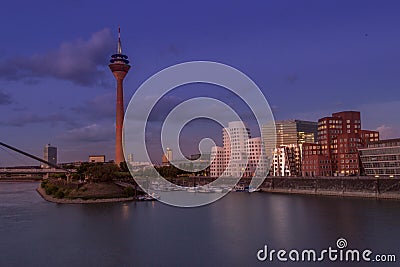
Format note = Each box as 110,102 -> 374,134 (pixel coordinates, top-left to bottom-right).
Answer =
41,179 -> 135,200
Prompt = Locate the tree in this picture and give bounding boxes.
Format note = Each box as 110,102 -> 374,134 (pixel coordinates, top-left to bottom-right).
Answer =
124,186 -> 135,197
63,164 -> 76,170
155,165 -> 189,178
76,162 -> 93,180
85,163 -> 120,182
119,161 -> 129,172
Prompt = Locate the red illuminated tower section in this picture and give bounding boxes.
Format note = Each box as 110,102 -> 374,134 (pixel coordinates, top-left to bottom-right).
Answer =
109,27 -> 130,165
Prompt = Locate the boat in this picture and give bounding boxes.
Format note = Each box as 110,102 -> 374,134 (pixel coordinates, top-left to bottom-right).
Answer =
137,192 -> 160,201
212,188 -> 223,193
198,188 -> 211,193
233,185 -> 245,192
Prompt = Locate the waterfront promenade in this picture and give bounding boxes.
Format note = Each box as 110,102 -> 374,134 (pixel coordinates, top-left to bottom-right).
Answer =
260,177 -> 400,200
166,176 -> 400,200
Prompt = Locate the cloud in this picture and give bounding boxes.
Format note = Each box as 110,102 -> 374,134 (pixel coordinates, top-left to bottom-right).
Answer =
58,123 -> 114,143
12,106 -> 28,112
375,125 -> 400,139
0,112 -> 77,127
0,28 -> 114,86
0,90 -> 12,105
71,93 -> 115,120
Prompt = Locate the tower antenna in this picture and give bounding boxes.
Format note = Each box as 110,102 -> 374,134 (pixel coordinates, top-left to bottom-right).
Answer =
117,26 -> 122,54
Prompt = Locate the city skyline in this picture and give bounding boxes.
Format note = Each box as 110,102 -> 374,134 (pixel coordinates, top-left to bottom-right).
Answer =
1,1 -> 400,166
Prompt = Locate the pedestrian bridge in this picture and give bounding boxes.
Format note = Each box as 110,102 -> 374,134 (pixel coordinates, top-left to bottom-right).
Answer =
0,168 -> 76,180
0,168 -> 74,174
0,141 -> 73,179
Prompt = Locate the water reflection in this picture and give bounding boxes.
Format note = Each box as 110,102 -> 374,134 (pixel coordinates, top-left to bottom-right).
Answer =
0,183 -> 399,267
122,203 -> 129,220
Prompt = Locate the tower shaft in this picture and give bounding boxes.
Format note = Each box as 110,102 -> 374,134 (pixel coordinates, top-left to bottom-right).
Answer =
109,27 -> 131,166
109,65 -> 130,165
115,72 -> 125,165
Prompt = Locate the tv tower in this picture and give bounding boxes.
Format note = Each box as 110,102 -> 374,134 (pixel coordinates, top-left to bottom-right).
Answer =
109,27 -> 130,165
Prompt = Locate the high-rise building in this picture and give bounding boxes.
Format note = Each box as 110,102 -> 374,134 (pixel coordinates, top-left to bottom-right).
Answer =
244,137 -> 268,177
109,27 -> 130,165
43,144 -> 57,168
161,154 -> 169,166
127,153 -> 134,163
210,146 -> 224,177
162,148 -> 173,166
166,148 -> 173,162
303,111 -> 379,176
262,120 -> 317,176
359,138 -> 400,177
301,143 -> 332,176
272,144 -> 301,177
210,121 -> 268,178
262,120 -> 317,154
222,121 -> 250,177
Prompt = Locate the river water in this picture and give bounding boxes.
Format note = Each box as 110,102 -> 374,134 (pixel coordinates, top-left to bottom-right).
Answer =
0,182 -> 399,266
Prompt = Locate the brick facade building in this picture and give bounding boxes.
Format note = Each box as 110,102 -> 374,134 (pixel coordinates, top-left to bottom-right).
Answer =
302,111 -> 379,176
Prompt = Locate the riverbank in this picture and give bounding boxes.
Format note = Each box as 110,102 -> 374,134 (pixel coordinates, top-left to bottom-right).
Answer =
36,185 -> 135,204
8,176 -> 400,202
259,177 -> 400,200
261,188 -> 400,200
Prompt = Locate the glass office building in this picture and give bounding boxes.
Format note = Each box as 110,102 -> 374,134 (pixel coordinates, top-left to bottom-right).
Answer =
359,138 -> 400,177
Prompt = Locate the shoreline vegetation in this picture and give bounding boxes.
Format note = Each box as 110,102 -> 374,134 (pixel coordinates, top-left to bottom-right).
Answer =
35,161 -> 138,204
37,179 -> 136,204
36,184 -> 135,204
11,162 -> 205,204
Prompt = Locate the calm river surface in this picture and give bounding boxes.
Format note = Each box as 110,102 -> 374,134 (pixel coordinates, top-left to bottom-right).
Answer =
0,182 -> 399,267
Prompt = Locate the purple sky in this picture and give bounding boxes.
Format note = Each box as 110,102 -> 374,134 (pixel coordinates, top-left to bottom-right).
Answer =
1,0 -> 400,166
